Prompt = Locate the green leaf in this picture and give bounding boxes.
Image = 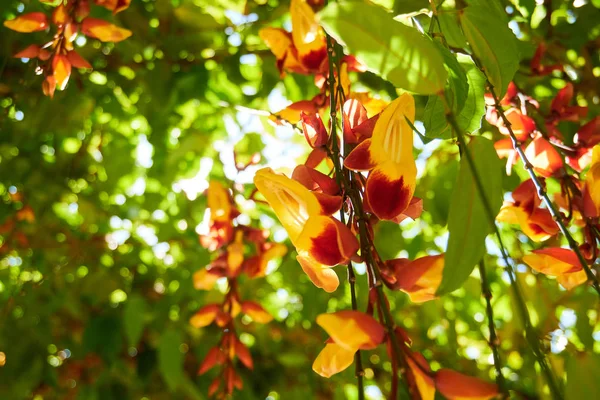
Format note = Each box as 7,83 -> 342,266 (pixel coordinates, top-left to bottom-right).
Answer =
423,43 -> 468,139
123,295 -> 148,347
455,56 -> 486,134
459,5 -> 520,97
423,54 -> 485,139
393,0 -> 429,14
158,329 -> 185,391
319,1 -> 447,94
566,352 -> 600,400
438,137 -> 503,295
437,11 -> 467,49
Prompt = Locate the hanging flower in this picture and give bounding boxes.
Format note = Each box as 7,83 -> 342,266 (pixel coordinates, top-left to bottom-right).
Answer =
496,179 -> 559,241
259,0 -> 326,76
312,311 -> 385,377
254,168 -> 358,292
523,248 -> 587,289
344,93 -> 417,220
383,254 -> 445,303
583,145 -> 600,217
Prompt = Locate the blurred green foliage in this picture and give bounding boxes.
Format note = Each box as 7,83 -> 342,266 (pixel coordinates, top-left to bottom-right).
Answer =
0,0 -> 599,399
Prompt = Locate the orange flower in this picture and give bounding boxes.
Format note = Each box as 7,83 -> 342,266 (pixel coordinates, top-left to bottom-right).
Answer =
524,135 -> 563,178
259,0 -> 326,75
523,248 -> 587,289
81,18 -> 132,42
583,145 -> 600,217
312,311 -> 385,377
435,369 -> 499,400
496,179 -> 559,241
498,108 -> 535,141
383,255 -> 444,303
193,267 -> 222,291
240,301 -> 273,324
4,12 -> 49,33
243,242 -> 288,278
190,304 -> 220,328
200,181 -> 238,251
94,0 -> 132,14
254,168 -> 358,292
407,352 -> 435,400
344,93 -> 417,220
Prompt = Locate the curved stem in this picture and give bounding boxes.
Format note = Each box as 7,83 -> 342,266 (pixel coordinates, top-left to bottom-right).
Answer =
478,260 -> 509,398
484,76 -> 600,297
325,33 -> 365,400
443,101 -> 563,400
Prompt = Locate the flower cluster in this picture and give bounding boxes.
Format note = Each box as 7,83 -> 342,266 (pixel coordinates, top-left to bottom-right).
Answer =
190,180 -> 285,398
254,0 -> 500,396
489,47 -> 600,290
4,0 -> 132,97
312,310 -> 499,400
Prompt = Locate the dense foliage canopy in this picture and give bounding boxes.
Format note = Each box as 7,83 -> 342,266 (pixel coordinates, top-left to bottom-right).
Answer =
2,0 -> 600,399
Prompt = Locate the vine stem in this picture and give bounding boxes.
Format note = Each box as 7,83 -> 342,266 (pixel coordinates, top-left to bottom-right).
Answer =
477,260 -> 508,397
483,74 -> 600,297
324,33 -> 420,400
325,33 -> 365,400
442,98 -> 563,400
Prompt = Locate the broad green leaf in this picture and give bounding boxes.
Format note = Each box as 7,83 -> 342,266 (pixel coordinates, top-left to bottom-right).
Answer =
319,1 -> 447,94
459,6 -> 520,97
437,11 -> 467,49
438,137 -> 503,295
123,295 -> 148,346
158,329 -> 185,391
423,54 -> 485,139
455,56 -> 486,134
423,43 -> 468,139
566,352 -> 600,400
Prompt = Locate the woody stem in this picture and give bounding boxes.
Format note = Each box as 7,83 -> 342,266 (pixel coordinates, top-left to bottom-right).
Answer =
325,33 -> 365,400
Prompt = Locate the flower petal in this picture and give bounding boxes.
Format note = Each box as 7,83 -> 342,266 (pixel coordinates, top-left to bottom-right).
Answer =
297,254 -> 339,292
344,139 -> 377,171
435,369 -> 499,400
290,0 -> 326,71
523,248 -> 587,289
190,304 -> 220,328
193,268 -> 222,290
316,310 -> 385,351
407,353 -> 435,400
524,136 -> 563,177
296,215 -> 358,266
365,164 -> 415,220
4,12 -> 48,32
312,343 -> 356,378
81,18 -> 132,42
254,168 -> 322,244
387,255 -> 444,302
241,301 -> 273,323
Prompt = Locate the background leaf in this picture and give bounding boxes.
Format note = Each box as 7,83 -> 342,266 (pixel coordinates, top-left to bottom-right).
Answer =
459,5 -> 520,97
319,1 -> 447,94
438,137 -> 503,294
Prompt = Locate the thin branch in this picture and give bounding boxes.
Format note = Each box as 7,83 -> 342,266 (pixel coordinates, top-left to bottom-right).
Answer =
478,260 -> 509,398
443,101 -> 563,400
483,73 -> 600,296
325,33 -> 365,400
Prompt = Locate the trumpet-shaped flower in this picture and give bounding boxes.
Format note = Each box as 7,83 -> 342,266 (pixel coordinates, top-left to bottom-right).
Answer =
523,248 -> 587,289
496,179 -> 558,241
254,168 -> 358,292
259,0 -> 326,75
344,93 -> 417,220
312,311 -> 385,377
435,369 -> 499,400
383,254 -> 444,303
